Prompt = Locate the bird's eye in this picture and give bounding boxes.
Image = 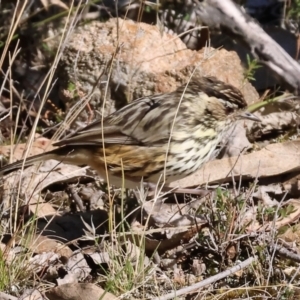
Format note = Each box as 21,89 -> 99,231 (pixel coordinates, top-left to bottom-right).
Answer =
224,103 -> 235,115
225,107 -> 234,114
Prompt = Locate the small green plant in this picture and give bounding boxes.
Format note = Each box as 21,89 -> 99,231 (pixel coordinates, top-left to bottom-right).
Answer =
67,81 -> 76,93
244,54 -> 261,82
0,250 -> 10,291
183,13 -> 191,21
286,0 -> 300,21
0,236 -> 36,293
66,81 -> 79,99
100,239 -> 153,296
257,203 -> 295,224
279,286 -> 295,300
278,204 -> 296,219
257,204 -> 276,223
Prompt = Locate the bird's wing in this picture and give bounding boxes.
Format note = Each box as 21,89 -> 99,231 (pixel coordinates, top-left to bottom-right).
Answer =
54,93 -> 178,147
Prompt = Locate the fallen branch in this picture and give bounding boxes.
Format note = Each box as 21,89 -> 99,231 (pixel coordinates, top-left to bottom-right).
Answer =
193,0 -> 300,93
271,244 -> 300,263
152,256 -> 257,300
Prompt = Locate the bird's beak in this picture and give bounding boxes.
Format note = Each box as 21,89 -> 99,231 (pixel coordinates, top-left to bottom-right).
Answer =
238,111 -> 261,122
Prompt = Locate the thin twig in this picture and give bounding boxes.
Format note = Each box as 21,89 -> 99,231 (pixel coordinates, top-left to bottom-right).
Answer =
271,244 -> 300,263
67,186 -> 85,212
152,256 -> 257,300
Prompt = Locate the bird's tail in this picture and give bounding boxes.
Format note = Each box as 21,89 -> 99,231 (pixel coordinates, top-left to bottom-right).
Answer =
0,146 -> 78,175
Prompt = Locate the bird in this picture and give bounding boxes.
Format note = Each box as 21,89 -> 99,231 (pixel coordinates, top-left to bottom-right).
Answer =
0,76 -> 260,189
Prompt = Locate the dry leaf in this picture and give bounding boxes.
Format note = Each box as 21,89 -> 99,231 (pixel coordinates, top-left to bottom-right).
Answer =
278,224 -> 300,244
170,140 -> 300,188
173,267 -> 185,286
50,0 -> 69,10
29,252 -> 59,273
246,199 -> 300,232
20,288 -> 44,300
252,184 -> 283,206
249,111 -> 300,138
2,161 -> 90,217
65,252 -> 90,281
30,235 -> 73,257
0,138 -> 54,162
40,0 -> 68,10
192,259 -> 206,276
45,283 -> 117,300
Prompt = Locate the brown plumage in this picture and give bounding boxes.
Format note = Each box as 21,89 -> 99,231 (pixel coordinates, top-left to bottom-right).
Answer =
0,76 -> 260,188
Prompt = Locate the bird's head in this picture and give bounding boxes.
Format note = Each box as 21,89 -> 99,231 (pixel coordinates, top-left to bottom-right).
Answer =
188,76 -> 260,124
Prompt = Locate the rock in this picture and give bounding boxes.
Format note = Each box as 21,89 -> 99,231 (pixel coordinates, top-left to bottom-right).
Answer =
58,18 -> 259,120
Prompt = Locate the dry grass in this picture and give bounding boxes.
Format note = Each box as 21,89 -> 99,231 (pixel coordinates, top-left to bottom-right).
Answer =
0,1 -> 300,299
